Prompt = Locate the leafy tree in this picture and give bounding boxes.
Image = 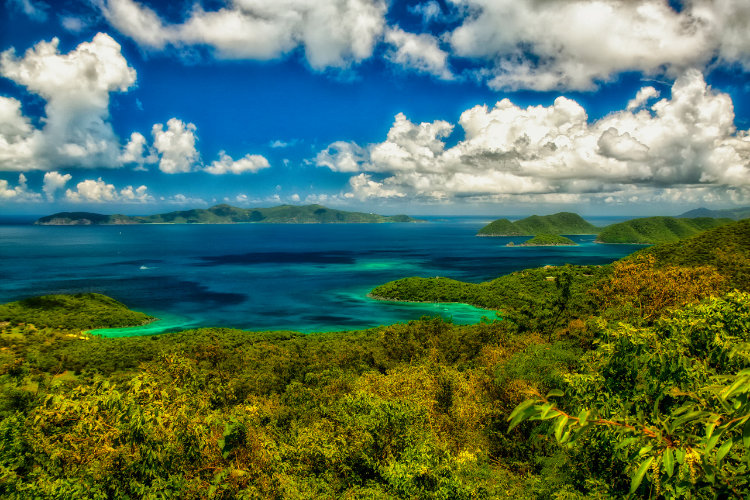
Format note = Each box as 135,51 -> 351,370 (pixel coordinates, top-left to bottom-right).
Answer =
509,292 -> 750,497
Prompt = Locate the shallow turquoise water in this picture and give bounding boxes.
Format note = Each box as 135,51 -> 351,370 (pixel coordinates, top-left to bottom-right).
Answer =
0,217 -> 642,335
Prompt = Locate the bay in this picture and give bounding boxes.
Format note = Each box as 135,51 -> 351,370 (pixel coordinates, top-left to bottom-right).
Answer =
0,216 -> 642,335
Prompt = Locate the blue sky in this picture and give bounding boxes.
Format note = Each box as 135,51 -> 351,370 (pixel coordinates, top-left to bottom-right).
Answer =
1,0 -> 749,216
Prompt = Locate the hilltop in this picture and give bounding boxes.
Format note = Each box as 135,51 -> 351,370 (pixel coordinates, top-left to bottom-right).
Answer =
596,216 -> 733,244
34,204 -> 419,225
513,234 -> 578,246
477,212 -> 598,236
679,206 -> 750,220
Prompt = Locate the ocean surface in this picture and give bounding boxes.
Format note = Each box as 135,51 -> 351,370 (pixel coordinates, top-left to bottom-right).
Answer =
0,216 -> 644,336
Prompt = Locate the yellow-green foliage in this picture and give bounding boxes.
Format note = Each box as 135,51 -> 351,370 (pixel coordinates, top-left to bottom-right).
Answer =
510,292 -> 750,498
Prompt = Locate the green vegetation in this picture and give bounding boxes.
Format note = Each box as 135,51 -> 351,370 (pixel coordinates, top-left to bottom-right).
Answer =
476,218 -> 524,236
636,218 -> 750,290
2,217 -> 750,497
596,216 -> 732,244
370,265 -> 608,327
0,293 -> 153,330
515,234 -> 577,246
35,204 -> 419,225
680,206 -> 750,220
478,212 -> 598,236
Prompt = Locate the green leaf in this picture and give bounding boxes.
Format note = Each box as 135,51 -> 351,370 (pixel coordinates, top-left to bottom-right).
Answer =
743,418 -> 750,448
663,448 -> 675,478
705,434 -> 720,454
630,456 -> 654,494
546,389 -> 564,398
508,404 -> 537,432
716,439 -> 732,464
638,445 -> 653,457
577,409 -> 591,427
508,399 -> 536,423
615,437 -> 637,450
555,416 -> 568,442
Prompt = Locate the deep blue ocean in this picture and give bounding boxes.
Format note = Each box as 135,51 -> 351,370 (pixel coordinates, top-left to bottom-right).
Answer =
0,216 -> 643,335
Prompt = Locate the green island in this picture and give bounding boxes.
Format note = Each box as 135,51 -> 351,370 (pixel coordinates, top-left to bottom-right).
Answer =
2,220 -> 750,498
477,212 -> 599,236
34,204 -> 420,225
476,211 -> 740,245
510,234 -> 577,247
680,206 -> 750,220
595,216 -> 734,244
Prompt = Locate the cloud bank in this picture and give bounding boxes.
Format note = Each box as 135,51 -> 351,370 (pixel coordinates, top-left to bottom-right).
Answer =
65,178 -> 152,203
101,0 -> 388,70
0,34 -> 271,177
318,70 -> 750,205
99,0 -> 750,91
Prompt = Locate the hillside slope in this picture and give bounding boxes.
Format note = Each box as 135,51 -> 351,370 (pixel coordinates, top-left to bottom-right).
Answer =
636,218 -> 750,290
478,212 -> 598,236
596,216 -> 732,244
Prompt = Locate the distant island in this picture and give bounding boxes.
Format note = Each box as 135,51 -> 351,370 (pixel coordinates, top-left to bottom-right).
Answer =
477,212 -> 598,236
509,234 -> 578,247
679,206 -> 750,220
34,204 -> 420,225
595,216 -> 733,244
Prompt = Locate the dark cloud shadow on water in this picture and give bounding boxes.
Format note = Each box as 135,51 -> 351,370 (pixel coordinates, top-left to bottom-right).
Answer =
25,275 -> 248,309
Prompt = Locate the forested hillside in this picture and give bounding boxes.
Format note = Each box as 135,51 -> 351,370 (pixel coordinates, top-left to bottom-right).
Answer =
477,212 -> 598,236
596,216 -> 732,244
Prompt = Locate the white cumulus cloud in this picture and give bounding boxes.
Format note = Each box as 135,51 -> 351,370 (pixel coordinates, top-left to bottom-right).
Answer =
101,0 -> 388,70
0,173 -> 41,201
120,132 -> 153,167
151,118 -> 199,174
0,33 -> 136,170
65,178 -> 152,203
204,151 -> 270,175
42,171 -> 72,201
385,27 -> 453,80
318,70 -> 750,204
315,141 -> 369,173
446,0 -> 750,91
627,86 -> 661,111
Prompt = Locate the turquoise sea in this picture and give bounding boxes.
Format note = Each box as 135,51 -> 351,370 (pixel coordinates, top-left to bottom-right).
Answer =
0,216 -> 643,335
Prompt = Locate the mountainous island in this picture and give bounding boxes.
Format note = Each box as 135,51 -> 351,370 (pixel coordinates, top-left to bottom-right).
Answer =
478,211 -> 738,245
679,206 -> 750,220
477,212 -> 599,236
34,204 -> 419,225
595,216 -> 733,244
509,234 -> 578,247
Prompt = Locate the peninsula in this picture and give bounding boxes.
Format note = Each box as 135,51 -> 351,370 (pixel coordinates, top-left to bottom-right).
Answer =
34,204 -> 420,225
